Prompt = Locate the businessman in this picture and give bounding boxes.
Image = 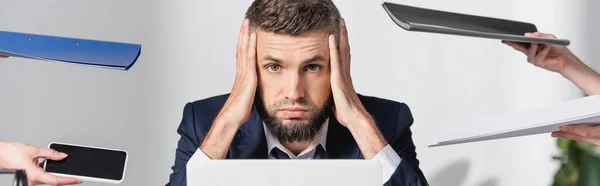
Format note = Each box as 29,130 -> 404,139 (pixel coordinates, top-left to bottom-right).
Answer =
167,0 -> 428,185
503,33 -> 600,147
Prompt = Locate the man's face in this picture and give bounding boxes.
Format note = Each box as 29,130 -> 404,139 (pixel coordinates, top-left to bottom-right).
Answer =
255,29 -> 333,143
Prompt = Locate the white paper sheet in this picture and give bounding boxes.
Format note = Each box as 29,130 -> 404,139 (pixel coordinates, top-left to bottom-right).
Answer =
430,95 -> 600,147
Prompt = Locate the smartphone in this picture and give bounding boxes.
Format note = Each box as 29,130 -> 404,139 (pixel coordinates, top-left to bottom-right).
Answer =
43,142 -> 128,184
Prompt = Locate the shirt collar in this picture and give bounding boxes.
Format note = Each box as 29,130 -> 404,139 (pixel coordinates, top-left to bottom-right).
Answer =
263,118 -> 329,154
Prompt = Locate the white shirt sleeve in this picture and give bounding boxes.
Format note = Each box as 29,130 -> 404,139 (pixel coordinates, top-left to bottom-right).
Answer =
186,148 -> 212,167
371,144 -> 402,184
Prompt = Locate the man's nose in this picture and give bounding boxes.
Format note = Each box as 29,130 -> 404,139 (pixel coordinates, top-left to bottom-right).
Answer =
284,73 -> 305,101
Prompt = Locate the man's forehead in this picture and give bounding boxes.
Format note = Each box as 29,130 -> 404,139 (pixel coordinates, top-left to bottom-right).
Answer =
256,30 -> 330,49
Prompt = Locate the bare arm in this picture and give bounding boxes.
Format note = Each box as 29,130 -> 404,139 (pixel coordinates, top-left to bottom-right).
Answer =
560,54 -> 600,95
504,32 -> 600,148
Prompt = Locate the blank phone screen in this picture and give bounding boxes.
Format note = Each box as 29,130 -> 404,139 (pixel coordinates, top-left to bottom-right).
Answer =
45,143 -> 127,181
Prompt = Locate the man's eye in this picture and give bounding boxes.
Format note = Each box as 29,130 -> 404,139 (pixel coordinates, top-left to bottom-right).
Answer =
267,65 -> 281,72
306,64 -> 320,72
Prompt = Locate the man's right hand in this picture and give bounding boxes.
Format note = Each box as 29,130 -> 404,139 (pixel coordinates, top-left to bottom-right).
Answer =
199,18 -> 258,159
214,18 -> 258,127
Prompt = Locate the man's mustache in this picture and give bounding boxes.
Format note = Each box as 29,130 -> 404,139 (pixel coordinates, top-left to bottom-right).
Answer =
269,99 -> 317,111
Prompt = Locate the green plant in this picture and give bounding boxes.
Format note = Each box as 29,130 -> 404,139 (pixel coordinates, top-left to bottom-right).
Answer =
553,138 -> 600,186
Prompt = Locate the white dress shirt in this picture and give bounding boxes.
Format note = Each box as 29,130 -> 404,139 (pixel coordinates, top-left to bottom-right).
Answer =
187,119 -> 402,184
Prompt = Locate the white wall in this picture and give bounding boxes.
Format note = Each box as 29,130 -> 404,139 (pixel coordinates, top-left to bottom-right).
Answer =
0,1 -> 164,186
0,0 -> 595,186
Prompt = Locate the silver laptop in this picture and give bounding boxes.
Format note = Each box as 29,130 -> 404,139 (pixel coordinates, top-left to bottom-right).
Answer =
187,160 -> 381,186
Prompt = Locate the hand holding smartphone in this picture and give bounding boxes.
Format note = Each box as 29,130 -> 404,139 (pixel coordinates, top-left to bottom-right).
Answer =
43,142 -> 128,184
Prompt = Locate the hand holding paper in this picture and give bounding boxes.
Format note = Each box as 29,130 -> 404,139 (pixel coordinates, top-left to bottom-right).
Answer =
552,125 -> 600,148
502,32 -> 600,147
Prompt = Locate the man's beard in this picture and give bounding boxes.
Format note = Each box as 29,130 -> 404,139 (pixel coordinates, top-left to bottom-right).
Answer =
256,96 -> 333,144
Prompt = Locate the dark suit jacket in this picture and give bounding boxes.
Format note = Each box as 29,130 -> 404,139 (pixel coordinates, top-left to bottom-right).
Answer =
166,93 -> 428,186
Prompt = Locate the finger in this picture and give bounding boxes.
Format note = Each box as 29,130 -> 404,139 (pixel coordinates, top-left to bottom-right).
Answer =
527,43 -> 538,63
246,32 -> 257,72
525,32 -> 541,38
534,44 -> 551,64
240,19 -> 250,64
236,19 -> 249,76
232,19 -> 250,94
529,33 -> 546,52
329,34 -> 340,77
536,32 -> 557,39
237,19 -> 248,60
0,55 -> 8,58
560,125 -> 600,138
524,33 -> 542,51
551,131 -> 600,146
35,148 -> 68,161
501,41 -> 528,54
339,18 -> 351,75
29,168 -> 81,185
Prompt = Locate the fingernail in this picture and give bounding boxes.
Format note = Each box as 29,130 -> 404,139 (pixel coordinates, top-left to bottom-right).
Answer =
60,152 -> 68,157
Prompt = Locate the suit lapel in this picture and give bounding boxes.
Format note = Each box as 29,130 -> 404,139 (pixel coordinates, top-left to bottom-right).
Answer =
229,108 -> 269,159
324,115 -> 361,159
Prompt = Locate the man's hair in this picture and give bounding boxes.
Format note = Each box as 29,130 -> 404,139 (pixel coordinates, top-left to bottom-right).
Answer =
245,0 -> 341,40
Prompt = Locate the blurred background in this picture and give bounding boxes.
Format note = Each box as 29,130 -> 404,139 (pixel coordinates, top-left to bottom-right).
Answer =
0,0 -> 598,185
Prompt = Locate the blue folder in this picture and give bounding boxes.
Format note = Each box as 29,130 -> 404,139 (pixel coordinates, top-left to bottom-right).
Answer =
0,30 -> 141,70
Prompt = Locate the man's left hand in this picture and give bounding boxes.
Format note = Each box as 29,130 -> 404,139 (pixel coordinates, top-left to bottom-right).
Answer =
328,18 -> 372,128
328,18 -> 387,159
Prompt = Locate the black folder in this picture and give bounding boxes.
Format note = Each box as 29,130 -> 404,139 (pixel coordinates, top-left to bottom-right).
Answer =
382,2 -> 570,46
